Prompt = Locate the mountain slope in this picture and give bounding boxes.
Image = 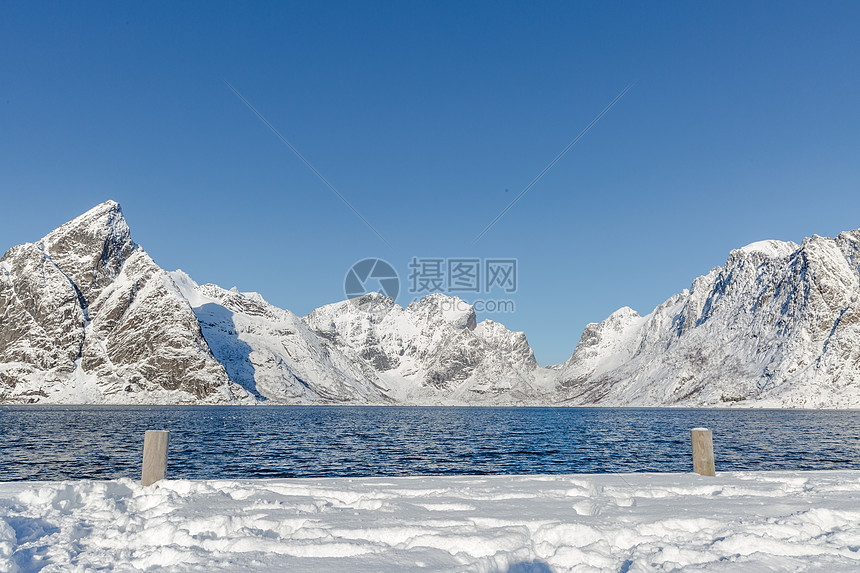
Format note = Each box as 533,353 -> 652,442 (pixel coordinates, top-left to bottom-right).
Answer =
169,271 -> 391,404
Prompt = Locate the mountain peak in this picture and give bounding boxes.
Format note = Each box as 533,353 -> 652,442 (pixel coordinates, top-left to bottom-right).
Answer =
42,200 -> 128,244
733,239 -> 798,259
39,200 -> 136,302
407,293 -> 476,330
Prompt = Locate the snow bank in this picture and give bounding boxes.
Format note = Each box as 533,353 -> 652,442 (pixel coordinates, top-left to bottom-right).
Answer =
2,471 -> 859,572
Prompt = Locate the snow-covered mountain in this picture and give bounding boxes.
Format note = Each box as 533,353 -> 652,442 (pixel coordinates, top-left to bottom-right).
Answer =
304,293 -> 555,404
556,235 -> 860,408
2,201 -> 860,407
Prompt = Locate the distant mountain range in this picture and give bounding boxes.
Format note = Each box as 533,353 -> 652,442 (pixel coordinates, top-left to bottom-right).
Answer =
2,201 -> 859,407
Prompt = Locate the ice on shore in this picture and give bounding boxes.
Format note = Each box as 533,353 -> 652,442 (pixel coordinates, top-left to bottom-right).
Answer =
2,471 -> 860,572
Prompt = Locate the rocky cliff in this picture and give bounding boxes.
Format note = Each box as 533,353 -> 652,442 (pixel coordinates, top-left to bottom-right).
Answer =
0,202 -> 251,403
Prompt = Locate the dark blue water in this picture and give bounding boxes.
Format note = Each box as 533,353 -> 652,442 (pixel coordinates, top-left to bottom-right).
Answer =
1,406 -> 859,481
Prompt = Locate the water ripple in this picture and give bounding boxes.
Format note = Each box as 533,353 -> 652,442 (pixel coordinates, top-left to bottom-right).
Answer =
1,406 -> 859,481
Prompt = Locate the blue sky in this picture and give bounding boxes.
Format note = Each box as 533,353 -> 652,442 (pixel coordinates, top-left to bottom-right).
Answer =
2,1 -> 858,365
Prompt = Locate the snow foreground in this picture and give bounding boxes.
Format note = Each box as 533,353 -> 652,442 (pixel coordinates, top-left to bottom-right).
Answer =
2,472 -> 859,572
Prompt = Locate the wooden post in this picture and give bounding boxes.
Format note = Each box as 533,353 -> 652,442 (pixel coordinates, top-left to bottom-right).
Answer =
691,427 -> 715,476
142,430 -> 169,486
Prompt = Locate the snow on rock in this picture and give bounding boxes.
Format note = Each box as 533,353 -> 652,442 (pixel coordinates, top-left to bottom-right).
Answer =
0,243 -> 86,377
1,471 -> 859,571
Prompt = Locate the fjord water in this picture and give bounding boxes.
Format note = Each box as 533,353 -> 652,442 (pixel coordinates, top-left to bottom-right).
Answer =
1,406 -> 859,481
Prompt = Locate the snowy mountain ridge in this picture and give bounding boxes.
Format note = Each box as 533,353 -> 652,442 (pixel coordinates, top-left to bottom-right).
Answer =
2,201 -> 860,407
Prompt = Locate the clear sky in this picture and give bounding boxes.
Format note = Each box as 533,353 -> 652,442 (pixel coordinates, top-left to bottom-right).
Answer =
2,1 -> 859,365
